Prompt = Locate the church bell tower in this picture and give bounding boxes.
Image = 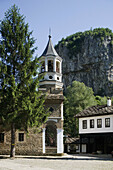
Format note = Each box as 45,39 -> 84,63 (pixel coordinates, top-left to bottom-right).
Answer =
39,35 -> 63,89
39,35 -> 64,154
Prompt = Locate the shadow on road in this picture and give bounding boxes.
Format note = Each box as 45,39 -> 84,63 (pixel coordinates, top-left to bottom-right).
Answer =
0,154 -> 113,161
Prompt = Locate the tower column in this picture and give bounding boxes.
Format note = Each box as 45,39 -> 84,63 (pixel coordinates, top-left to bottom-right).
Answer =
57,128 -> 63,153
45,58 -> 48,72
39,65 -> 41,73
61,103 -> 63,120
53,58 -> 56,72
43,128 -> 46,153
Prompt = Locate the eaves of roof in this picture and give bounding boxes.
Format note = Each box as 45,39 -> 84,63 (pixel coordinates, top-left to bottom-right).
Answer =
75,105 -> 113,118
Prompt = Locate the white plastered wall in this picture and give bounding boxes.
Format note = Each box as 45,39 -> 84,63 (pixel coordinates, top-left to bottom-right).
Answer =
42,128 -> 46,153
79,114 -> 113,134
57,129 -> 63,153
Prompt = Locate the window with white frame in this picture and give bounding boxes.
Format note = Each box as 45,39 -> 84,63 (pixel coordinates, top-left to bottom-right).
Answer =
48,60 -> 53,72
105,118 -> 110,127
83,120 -> 87,129
90,119 -> 94,128
41,61 -> 45,72
97,119 -> 102,128
56,61 -> 60,73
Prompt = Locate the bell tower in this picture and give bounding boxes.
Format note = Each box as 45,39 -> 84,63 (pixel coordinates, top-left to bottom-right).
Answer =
39,35 -> 64,155
39,35 -> 63,89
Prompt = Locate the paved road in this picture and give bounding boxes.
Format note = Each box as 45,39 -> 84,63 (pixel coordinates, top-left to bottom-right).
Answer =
0,155 -> 113,170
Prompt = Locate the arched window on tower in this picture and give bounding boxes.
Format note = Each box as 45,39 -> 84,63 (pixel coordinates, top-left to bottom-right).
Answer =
56,61 -> 60,73
41,61 -> 45,72
48,60 -> 53,72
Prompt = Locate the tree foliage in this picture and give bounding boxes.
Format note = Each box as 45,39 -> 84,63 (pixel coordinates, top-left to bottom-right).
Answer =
64,81 -> 113,137
64,81 -> 97,137
0,5 -> 48,157
95,96 -> 107,105
55,27 -> 113,57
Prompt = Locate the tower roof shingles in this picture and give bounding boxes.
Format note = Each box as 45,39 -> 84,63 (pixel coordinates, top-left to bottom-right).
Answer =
41,35 -> 58,57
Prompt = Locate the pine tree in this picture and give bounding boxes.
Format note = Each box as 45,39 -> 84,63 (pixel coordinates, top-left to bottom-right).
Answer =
0,5 -> 48,157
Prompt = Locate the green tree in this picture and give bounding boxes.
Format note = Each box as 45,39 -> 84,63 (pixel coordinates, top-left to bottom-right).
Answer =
0,5 -> 48,157
95,96 -> 107,105
64,81 -> 97,137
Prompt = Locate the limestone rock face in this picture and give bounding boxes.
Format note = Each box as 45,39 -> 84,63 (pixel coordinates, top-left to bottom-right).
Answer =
55,29 -> 113,96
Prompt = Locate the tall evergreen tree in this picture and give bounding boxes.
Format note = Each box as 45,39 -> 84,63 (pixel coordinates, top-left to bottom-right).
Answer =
64,81 -> 97,137
0,5 -> 48,157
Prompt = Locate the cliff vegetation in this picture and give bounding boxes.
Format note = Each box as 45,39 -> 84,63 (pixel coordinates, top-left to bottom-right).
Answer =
55,28 -> 113,96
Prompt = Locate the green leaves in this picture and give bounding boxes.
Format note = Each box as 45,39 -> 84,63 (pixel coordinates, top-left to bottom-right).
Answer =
64,81 -> 97,137
0,5 -> 48,131
55,28 -> 113,58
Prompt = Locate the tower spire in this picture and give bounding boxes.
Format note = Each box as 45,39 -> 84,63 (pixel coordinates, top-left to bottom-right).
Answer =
49,28 -> 51,38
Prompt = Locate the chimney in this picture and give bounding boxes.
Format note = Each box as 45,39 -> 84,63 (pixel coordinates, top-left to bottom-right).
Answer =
107,98 -> 111,107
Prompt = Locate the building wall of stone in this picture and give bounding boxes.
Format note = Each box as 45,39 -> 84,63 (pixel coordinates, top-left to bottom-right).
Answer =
0,131 -> 11,155
0,96 -> 63,155
45,103 -> 61,117
0,89 -> 63,155
0,128 -> 43,155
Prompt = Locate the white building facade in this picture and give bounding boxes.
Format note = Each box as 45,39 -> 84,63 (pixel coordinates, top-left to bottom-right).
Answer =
76,101 -> 113,154
79,114 -> 113,134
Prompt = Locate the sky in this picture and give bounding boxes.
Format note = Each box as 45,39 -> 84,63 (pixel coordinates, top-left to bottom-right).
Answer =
0,0 -> 113,57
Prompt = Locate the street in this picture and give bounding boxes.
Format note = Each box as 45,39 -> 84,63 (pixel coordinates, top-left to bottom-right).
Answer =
0,154 -> 113,170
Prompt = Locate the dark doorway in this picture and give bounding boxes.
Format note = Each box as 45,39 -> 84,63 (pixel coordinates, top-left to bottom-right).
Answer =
45,123 -> 57,147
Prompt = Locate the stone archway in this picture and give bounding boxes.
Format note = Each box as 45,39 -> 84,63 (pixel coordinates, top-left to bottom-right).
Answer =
45,121 -> 57,153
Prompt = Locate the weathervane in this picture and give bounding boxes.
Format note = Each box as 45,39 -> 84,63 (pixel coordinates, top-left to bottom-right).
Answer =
49,28 -> 51,38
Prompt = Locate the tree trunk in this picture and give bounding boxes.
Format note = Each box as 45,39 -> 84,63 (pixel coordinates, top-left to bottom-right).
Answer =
10,123 -> 16,158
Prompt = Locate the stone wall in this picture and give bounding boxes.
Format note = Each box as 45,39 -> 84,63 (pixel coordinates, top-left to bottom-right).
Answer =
0,86 -> 64,155
0,128 -> 43,155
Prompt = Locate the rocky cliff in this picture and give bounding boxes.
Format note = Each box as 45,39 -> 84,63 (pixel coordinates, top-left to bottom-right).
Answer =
55,28 -> 113,96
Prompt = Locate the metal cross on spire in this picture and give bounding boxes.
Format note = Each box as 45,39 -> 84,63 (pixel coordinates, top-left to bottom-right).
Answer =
49,28 -> 51,38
